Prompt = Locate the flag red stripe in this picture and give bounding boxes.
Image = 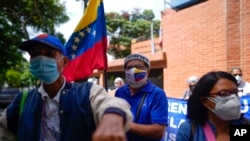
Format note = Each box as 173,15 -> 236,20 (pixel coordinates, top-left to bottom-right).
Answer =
63,37 -> 107,82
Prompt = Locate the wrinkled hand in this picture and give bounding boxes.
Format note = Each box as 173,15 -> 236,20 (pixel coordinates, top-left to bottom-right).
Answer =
92,113 -> 126,141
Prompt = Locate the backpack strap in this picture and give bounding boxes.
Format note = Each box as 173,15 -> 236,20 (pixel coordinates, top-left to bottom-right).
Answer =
19,90 -> 28,117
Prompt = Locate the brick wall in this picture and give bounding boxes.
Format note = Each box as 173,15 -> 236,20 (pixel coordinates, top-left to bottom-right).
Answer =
131,38 -> 162,54
240,0 -> 250,77
103,0 -> 250,98
161,0 -> 250,98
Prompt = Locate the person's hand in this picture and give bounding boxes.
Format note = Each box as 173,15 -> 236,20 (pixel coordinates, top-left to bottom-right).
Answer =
92,113 -> 126,141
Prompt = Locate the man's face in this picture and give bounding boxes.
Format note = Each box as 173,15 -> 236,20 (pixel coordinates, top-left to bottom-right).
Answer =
189,84 -> 196,91
28,44 -> 67,71
28,44 -> 62,60
230,69 -> 242,77
124,59 -> 149,89
115,81 -> 122,88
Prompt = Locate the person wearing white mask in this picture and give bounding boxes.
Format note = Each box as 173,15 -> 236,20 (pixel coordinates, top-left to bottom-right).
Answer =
229,67 -> 250,97
115,53 -> 168,141
177,71 -> 250,141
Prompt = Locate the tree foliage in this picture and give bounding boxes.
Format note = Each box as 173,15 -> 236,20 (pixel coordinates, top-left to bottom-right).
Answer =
5,61 -> 38,88
106,9 -> 161,58
0,0 -> 69,88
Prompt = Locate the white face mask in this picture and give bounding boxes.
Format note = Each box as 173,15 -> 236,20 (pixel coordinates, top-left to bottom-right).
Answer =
125,67 -> 147,89
235,75 -> 242,84
206,95 -> 241,120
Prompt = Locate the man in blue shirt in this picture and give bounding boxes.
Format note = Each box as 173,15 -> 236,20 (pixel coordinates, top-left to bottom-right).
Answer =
115,53 -> 168,141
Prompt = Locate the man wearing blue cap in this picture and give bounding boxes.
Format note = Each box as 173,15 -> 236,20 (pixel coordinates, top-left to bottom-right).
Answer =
115,53 -> 168,141
0,34 -> 132,141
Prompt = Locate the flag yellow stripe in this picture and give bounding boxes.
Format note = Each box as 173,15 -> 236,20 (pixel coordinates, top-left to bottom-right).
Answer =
74,0 -> 100,32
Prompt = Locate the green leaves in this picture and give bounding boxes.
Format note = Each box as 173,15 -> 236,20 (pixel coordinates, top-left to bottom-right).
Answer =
0,0 -> 69,88
106,9 -> 160,58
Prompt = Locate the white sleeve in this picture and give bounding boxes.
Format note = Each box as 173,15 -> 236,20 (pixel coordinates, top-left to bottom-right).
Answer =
89,83 -> 132,131
241,82 -> 250,96
0,109 -> 16,140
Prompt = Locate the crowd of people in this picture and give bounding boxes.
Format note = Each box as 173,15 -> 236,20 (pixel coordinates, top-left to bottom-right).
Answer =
1,33 -> 250,141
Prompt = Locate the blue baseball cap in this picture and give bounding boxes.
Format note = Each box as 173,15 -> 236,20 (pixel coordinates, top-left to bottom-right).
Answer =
19,33 -> 66,56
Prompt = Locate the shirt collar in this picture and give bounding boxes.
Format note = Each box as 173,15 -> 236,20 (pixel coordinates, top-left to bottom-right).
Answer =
134,80 -> 153,93
38,76 -> 66,102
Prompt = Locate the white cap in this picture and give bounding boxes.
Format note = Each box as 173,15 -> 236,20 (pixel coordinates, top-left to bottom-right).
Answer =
124,53 -> 150,69
114,77 -> 124,83
187,76 -> 199,85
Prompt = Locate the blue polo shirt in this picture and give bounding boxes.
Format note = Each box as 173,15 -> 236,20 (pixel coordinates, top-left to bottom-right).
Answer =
115,81 -> 168,141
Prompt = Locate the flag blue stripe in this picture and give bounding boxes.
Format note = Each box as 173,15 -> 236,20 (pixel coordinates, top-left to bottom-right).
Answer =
64,2 -> 107,59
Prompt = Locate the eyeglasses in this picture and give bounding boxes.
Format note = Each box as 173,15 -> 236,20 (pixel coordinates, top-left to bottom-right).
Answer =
232,74 -> 242,76
125,65 -> 146,70
209,89 -> 242,97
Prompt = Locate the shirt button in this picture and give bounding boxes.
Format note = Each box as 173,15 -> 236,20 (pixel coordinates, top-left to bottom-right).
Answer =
62,91 -> 66,94
59,110 -> 64,114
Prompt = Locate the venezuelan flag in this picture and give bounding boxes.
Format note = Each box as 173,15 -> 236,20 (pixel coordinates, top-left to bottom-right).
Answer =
63,0 -> 107,82
134,68 -> 147,82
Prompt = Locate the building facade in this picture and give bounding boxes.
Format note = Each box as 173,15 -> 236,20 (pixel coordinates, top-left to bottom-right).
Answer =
94,0 -> 250,98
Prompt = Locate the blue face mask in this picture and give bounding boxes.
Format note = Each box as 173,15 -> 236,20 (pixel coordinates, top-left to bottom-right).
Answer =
30,56 -> 61,84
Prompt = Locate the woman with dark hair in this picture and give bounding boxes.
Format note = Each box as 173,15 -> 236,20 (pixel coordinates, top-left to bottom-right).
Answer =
176,71 -> 249,141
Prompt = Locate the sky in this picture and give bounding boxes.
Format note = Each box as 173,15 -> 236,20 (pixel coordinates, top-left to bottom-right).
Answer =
25,0 -> 168,61
58,0 -> 167,41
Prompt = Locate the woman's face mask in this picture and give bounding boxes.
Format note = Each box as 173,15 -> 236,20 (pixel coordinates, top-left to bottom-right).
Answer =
206,94 -> 241,120
29,56 -> 63,84
125,67 -> 147,89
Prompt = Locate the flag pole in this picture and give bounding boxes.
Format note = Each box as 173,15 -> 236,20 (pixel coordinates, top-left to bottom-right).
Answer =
102,0 -> 108,92
103,69 -> 108,91
151,22 -> 156,53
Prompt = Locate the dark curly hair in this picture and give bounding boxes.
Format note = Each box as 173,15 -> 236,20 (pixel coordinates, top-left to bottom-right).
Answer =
187,71 -> 237,126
